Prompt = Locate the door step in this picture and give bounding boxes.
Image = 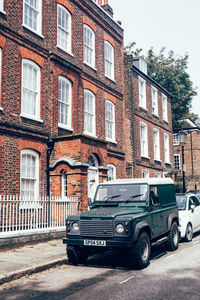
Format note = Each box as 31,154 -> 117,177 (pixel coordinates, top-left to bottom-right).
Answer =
151,236 -> 168,247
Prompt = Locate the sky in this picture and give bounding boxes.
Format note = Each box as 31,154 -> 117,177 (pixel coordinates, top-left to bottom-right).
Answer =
109,0 -> 200,117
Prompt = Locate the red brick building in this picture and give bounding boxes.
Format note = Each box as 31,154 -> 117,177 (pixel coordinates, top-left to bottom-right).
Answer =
124,55 -> 174,178
0,0 -> 125,211
173,119 -> 200,191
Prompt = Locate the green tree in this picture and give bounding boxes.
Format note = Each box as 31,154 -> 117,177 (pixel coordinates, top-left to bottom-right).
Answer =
146,47 -> 197,129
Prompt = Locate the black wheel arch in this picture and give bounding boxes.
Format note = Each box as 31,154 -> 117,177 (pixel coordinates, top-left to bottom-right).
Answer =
167,213 -> 179,231
133,221 -> 151,242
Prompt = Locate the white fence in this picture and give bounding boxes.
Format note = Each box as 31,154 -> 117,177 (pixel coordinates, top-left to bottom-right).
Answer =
0,195 -> 80,237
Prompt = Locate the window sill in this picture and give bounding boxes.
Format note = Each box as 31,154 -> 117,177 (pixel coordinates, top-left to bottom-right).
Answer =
165,161 -> 171,166
83,62 -> 97,72
105,75 -> 115,83
163,119 -> 169,124
0,107 -> 3,111
154,159 -> 161,163
21,113 -> 43,123
0,9 -> 6,15
58,123 -> 73,131
83,131 -> 97,138
22,24 -> 44,39
139,106 -> 148,112
141,155 -> 150,160
152,113 -> 159,118
106,138 -> 117,145
57,45 -> 73,57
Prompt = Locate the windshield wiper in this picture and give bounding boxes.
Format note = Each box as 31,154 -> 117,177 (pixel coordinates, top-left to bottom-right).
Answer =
125,194 -> 144,202
103,195 -> 121,202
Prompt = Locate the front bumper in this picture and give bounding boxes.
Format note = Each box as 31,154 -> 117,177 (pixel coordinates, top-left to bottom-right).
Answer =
63,237 -> 133,248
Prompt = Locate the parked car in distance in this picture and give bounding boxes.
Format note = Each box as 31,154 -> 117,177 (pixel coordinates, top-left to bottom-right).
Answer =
186,190 -> 200,200
176,193 -> 200,242
64,178 -> 179,269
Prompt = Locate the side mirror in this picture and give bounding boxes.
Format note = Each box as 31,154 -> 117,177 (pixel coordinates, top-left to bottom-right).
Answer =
88,197 -> 93,208
191,204 -> 195,212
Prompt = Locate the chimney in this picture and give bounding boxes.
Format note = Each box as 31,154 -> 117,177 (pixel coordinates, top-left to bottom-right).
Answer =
93,0 -> 113,17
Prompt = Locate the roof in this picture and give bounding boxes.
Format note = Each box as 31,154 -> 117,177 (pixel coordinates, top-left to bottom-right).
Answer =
100,178 -> 174,186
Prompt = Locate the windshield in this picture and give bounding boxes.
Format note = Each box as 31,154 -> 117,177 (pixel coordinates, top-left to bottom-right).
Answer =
94,184 -> 148,203
176,195 -> 187,210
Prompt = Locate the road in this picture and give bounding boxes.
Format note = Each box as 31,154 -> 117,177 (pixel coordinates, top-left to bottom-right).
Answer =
1,234 -> 200,300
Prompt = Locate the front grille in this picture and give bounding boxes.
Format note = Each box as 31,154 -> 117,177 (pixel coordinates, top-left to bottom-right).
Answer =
80,219 -> 114,238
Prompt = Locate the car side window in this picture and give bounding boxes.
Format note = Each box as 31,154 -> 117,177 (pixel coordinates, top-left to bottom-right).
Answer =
191,196 -> 200,207
150,187 -> 160,206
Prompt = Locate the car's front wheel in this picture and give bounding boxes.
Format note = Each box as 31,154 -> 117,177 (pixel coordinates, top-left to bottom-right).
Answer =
67,246 -> 89,265
184,223 -> 193,242
166,222 -> 179,251
129,232 -> 151,269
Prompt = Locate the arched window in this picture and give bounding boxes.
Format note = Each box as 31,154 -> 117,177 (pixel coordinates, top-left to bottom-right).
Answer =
21,59 -> 41,120
88,154 -> 98,168
84,89 -> 96,136
58,76 -> 72,129
57,4 -> 71,53
23,0 -> 42,35
105,100 -> 115,142
104,41 -> 114,79
107,164 -> 116,181
83,25 -> 95,68
20,149 -> 39,200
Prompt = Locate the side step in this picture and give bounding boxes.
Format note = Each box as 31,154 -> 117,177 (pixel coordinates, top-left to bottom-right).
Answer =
151,236 -> 168,247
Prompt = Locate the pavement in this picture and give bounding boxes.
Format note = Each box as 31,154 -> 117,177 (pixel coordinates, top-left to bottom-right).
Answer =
0,239 -> 67,285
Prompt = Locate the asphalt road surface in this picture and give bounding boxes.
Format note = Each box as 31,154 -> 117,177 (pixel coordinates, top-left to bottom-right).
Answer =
1,233 -> 200,300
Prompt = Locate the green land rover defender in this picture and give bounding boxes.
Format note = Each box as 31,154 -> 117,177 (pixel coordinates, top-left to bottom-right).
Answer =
63,178 -> 179,269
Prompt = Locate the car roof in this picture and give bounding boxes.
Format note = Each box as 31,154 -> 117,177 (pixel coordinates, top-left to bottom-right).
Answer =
100,178 -> 174,186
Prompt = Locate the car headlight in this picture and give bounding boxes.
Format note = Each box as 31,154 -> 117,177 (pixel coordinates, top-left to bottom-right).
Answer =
116,223 -> 125,234
72,222 -> 79,232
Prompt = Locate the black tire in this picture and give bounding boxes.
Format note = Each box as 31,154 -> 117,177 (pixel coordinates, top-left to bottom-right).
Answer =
129,232 -> 151,269
184,223 -> 193,242
166,222 -> 179,251
67,246 -> 79,265
67,246 -> 88,265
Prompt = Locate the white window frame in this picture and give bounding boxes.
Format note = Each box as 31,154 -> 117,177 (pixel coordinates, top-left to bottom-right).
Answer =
162,94 -> 168,122
174,154 -> 180,170
152,86 -> 158,116
140,122 -> 148,158
139,76 -> 146,109
61,171 -> 67,198
58,76 -> 72,130
57,4 -> 71,54
142,170 -> 149,178
84,89 -> 96,136
21,59 -> 41,122
83,24 -> 95,68
105,100 -> 115,142
20,149 -> 39,202
104,41 -> 114,80
173,134 -> 180,145
107,164 -> 116,181
0,0 -> 5,13
155,172 -> 161,178
23,0 -> 42,36
164,133 -> 170,163
153,128 -> 160,161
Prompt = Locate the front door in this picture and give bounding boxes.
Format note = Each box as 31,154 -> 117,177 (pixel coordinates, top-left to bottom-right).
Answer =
88,167 -> 99,200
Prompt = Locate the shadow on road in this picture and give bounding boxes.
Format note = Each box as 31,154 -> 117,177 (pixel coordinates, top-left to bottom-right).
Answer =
80,243 -> 167,270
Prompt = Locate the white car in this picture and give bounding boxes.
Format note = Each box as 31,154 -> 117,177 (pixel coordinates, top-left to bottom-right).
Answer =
176,193 -> 200,242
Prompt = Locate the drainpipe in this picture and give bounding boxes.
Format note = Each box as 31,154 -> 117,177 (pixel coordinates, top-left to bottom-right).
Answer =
190,132 -> 194,177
